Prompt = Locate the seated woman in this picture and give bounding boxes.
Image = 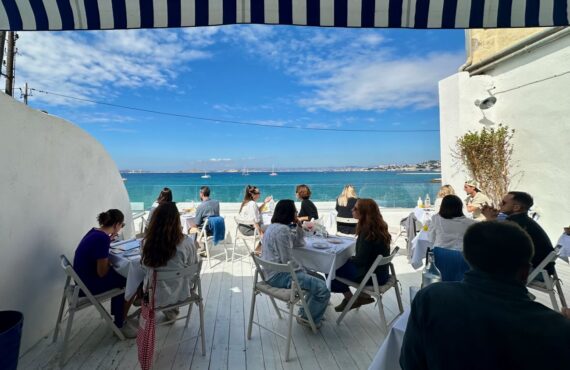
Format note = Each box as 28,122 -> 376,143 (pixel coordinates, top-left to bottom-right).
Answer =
73,209 -> 137,337
296,184 -> 318,222
331,199 -> 391,312
433,184 -> 455,213
141,202 -> 198,321
146,187 -> 173,227
335,185 -> 358,235
261,200 -> 330,328
428,194 -> 476,250
237,185 -> 272,237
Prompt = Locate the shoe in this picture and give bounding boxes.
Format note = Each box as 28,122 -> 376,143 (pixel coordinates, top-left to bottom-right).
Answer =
334,298 -> 349,312
199,250 -> 207,257
350,296 -> 375,310
296,316 -> 322,330
119,320 -> 138,339
163,308 -> 179,323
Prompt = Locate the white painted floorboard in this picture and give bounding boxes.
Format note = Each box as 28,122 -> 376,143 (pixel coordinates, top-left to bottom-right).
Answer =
19,243 -> 570,370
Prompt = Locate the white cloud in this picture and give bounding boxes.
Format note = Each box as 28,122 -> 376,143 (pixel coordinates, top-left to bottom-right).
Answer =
16,29 -> 212,106
209,158 -> 232,162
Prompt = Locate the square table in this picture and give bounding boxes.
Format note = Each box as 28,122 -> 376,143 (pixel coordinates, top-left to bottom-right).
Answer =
369,310 -> 410,370
180,214 -> 196,234
557,233 -> 570,262
292,236 -> 356,289
109,239 -> 145,300
410,230 -> 433,269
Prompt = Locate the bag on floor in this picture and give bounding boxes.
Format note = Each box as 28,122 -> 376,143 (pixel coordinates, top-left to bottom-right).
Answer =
137,270 -> 157,370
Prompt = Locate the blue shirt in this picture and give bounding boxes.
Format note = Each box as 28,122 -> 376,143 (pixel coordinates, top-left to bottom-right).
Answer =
73,228 -> 111,289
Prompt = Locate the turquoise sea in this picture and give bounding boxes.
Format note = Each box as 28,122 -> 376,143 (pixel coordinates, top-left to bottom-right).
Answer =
123,171 -> 441,209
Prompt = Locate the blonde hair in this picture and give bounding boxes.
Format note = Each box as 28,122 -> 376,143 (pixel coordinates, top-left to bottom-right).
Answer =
437,184 -> 455,198
337,185 -> 357,207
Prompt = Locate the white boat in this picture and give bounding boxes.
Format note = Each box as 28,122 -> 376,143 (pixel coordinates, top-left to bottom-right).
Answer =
269,165 -> 278,176
201,172 -> 211,179
242,167 -> 249,176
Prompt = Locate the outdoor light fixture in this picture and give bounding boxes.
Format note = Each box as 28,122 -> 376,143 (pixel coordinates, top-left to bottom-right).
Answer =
474,96 -> 497,110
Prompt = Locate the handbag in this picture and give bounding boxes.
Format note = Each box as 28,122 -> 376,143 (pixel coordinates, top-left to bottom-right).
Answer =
137,269 -> 157,370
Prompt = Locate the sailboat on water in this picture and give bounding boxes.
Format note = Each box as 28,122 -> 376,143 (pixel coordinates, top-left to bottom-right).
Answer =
201,171 -> 211,179
269,165 -> 278,176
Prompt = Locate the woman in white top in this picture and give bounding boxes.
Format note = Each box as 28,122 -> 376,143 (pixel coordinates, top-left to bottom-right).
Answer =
141,202 -> 199,321
428,195 -> 476,250
433,184 -> 455,214
237,185 -> 272,237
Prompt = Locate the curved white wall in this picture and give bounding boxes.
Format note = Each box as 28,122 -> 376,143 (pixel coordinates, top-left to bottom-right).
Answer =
439,34 -> 570,239
0,93 -> 134,353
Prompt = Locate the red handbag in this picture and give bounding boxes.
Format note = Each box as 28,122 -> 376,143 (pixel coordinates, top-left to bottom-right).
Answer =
137,270 -> 157,370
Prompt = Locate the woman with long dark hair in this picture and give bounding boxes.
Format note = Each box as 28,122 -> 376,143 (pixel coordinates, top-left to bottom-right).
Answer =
331,199 -> 392,312
261,200 -> 330,328
73,209 -> 137,337
237,185 -> 272,237
428,194 -> 476,250
146,187 -> 173,226
141,202 -> 198,321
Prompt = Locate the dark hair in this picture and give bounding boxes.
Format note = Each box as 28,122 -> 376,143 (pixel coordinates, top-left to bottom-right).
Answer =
438,195 -> 465,219
463,221 -> 534,278
271,200 -> 297,225
508,191 -> 534,211
296,184 -> 311,200
97,209 -> 124,227
157,187 -> 173,203
355,199 -> 391,247
142,202 -> 184,268
240,185 -> 260,212
200,186 -> 211,197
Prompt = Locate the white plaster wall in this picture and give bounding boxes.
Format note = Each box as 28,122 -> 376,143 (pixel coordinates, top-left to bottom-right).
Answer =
0,93 -> 134,354
439,34 -> 570,239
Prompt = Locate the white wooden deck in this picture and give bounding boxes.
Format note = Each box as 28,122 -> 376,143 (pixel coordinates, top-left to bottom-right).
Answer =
19,242 -> 570,370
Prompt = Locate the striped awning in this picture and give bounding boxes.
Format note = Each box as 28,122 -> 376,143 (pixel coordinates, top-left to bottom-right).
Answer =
1,0 -> 569,31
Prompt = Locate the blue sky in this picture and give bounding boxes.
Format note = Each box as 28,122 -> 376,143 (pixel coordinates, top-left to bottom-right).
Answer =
13,26 -> 464,171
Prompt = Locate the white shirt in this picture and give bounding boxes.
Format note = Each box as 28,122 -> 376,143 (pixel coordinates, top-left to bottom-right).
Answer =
239,200 -> 261,224
428,214 -> 476,250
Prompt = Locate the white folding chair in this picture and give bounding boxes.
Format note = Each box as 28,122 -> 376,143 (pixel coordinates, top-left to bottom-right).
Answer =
197,216 -> 228,269
335,247 -> 404,331
247,253 -> 317,361
232,216 -> 260,262
335,216 -> 358,238
52,255 -> 126,366
151,260 -> 206,356
527,246 -> 567,311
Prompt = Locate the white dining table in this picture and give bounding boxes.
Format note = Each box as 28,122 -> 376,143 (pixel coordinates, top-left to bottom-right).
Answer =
292,236 -> 356,289
369,310 -> 410,370
108,239 -> 145,300
557,233 -> 570,262
410,229 -> 433,269
180,214 -> 196,234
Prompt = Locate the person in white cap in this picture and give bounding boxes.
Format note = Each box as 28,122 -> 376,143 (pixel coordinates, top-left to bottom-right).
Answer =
463,180 -> 490,221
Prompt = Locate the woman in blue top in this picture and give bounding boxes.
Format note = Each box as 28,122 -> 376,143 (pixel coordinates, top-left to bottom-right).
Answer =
73,209 -> 136,337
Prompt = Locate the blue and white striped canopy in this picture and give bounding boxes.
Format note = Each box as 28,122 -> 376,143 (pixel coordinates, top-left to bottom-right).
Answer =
1,0 -> 569,31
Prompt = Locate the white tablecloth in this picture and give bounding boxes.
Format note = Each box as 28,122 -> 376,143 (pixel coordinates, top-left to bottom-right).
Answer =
180,214 -> 196,234
261,212 -> 273,225
369,310 -> 410,370
557,233 -> 570,262
410,230 -> 433,269
292,236 -> 356,289
109,240 -> 145,300
413,207 -> 434,225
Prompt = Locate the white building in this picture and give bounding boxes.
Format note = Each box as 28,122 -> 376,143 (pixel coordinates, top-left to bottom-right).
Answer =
439,27 -> 570,239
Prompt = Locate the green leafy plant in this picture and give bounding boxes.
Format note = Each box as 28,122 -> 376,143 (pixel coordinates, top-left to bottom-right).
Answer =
454,125 -> 515,206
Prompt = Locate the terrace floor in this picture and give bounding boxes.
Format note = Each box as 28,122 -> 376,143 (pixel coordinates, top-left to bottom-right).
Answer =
19,241 -> 570,370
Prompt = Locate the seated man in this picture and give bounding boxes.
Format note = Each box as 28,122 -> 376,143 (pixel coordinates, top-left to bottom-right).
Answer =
463,180 -> 490,221
400,221 -> 570,370
482,191 -> 555,275
191,186 -> 220,232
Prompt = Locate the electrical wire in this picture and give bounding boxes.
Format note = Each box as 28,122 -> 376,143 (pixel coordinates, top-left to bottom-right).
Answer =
30,88 -> 439,133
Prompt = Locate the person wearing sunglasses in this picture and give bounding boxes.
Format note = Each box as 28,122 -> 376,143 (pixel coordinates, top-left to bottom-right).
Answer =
73,209 -> 137,338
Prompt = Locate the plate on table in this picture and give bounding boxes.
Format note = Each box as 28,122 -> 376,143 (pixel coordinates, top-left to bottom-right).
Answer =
327,238 -> 343,244
312,242 -> 330,249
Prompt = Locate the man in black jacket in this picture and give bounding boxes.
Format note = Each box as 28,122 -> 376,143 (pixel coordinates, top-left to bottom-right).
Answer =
483,191 -> 555,274
400,221 -> 570,370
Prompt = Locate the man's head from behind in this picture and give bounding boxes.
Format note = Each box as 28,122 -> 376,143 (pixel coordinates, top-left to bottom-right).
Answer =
463,221 -> 534,282
499,191 -> 533,215
200,186 -> 211,200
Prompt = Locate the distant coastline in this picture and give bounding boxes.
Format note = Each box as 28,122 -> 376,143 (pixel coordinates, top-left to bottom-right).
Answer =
121,160 -> 441,174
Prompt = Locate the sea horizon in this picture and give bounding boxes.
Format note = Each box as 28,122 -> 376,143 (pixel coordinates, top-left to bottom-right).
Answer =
123,171 -> 442,209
